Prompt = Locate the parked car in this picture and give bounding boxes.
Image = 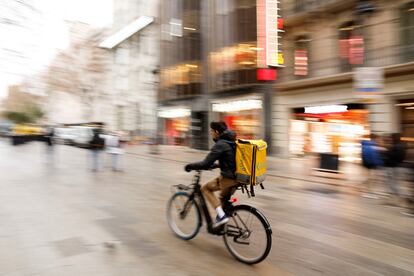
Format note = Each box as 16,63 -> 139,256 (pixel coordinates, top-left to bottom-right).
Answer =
54,127 -> 76,145
11,124 -> 44,135
71,126 -> 95,148
0,122 -> 13,137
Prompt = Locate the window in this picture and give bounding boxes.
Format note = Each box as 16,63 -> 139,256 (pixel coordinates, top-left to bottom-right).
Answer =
294,35 -> 310,77
401,2 -> 414,61
339,21 -> 364,72
115,48 -> 129,65
115,76 -> 129,90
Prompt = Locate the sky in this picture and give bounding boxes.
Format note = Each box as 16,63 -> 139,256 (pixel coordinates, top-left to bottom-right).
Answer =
0,0 -> 113,99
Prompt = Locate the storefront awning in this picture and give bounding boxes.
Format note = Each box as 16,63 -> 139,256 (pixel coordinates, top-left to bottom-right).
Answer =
212,99 -> 262,112
158,108 -> 191,118
99,16 -> 154,49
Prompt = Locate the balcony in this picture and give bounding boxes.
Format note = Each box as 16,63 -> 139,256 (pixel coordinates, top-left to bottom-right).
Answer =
278,45 -> 414,85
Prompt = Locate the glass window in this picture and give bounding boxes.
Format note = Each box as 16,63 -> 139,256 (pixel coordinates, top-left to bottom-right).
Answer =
338,21 -> 364,72
115,48 -> 129,65
159,0 -> 202,100
294,35 -> 310,77
401,2 -> 414,61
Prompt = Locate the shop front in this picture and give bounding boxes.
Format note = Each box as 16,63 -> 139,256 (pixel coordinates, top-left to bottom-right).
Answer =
397,99 -> 414,142
210,96 -> 263,140
158,107 -> 191,146
289,104 -> 369,162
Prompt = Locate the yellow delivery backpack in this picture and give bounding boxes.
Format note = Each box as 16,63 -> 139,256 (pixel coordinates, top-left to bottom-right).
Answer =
235,139 -> 267,189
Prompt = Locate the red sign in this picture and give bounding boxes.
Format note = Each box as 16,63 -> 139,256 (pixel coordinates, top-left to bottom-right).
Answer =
277,18 -> 284,29
257,68 -> 277,81
294,50 -> 308,76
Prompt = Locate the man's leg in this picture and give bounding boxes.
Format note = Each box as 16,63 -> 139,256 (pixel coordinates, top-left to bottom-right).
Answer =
91,150 -> 98,171
219,177 -> 238,203
391,167 -> 401,196
201,177 -> 232,225
111,154 -> 117,171
201,177 -> 221,209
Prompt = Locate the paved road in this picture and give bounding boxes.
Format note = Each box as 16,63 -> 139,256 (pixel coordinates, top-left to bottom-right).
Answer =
1,139 -> 414,275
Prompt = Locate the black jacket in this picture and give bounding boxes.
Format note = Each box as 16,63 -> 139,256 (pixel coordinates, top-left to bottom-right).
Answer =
385,142 -> 406,167
89,134 -> 105,150
187,130 -> 236,179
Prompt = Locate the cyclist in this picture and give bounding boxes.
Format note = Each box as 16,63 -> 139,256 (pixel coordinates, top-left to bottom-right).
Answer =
184,121 -> 238,227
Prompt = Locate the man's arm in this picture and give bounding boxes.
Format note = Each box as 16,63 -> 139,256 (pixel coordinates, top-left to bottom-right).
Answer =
186,144 -> 222,171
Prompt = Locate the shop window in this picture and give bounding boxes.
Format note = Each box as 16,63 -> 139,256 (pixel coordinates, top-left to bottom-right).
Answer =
401,2 -> 414,61
293,35 -> 310,77
290,104 -> 369,161
159,61 -> 202,99
338,21 -> 365,72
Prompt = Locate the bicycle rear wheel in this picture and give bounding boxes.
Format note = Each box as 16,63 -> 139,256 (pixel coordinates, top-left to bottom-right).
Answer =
223,205 -> 272,264
167,191 -> 201,240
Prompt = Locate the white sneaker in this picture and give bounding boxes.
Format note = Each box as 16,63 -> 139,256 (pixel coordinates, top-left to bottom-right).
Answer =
214,215 -> 229,228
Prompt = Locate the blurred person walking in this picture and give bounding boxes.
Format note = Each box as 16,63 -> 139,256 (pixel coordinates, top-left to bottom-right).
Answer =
89,129 -> 105,172
384,133 -> 406,204
105,132 -> 124,172
361,134 -> 384,198
402,145 -> 414,217
44,128 -> 55,165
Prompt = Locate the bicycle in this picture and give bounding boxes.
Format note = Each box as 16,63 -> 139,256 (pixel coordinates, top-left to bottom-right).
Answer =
166,170 -> 272,264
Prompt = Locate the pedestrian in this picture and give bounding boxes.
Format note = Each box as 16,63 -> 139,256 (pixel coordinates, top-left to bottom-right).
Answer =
44,127 -> 55,165
383,133 -> 406,205
105,132 -> 124,171
402,145 -> 414,217
89,129 -> 105,172
361,133 -> 384,198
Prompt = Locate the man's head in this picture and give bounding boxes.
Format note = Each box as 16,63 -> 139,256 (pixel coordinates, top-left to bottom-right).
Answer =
210,121 -> 227,140
391,133 -> 401,143
370,133 -> 378,141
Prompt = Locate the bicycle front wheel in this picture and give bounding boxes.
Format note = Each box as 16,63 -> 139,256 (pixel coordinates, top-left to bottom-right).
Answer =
167,191 -> 201,240
223,205 -> 272,264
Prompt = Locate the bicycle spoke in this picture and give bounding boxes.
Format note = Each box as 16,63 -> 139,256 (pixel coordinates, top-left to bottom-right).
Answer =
223,207 -> 271,264
167,193 -> 200,240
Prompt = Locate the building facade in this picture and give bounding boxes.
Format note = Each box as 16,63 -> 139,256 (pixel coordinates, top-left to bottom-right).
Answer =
100,0 -> 159,137
274,0 -> 414,160
41,0 -> 160,135
159,0 -> 278,150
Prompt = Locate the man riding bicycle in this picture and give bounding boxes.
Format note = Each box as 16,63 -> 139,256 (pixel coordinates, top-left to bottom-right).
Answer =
184,121 -> 238,228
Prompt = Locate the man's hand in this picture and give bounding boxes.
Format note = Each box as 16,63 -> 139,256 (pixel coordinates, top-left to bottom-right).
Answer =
184,164 -> 192,172
210,163 -> 220,169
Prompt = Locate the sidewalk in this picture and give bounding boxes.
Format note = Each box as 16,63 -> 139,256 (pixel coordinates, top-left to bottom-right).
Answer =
126,145 -> 367,187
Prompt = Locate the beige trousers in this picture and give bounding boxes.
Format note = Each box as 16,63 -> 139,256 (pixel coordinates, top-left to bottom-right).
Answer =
201,176 -> 238,209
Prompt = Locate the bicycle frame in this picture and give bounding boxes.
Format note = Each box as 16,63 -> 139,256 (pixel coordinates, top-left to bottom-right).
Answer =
170,171 -> 273,264
180,171 -> 227,235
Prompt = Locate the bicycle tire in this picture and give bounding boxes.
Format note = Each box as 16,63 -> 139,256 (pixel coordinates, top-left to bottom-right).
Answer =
223,204 -> 272,264
166,191 -> 202,240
